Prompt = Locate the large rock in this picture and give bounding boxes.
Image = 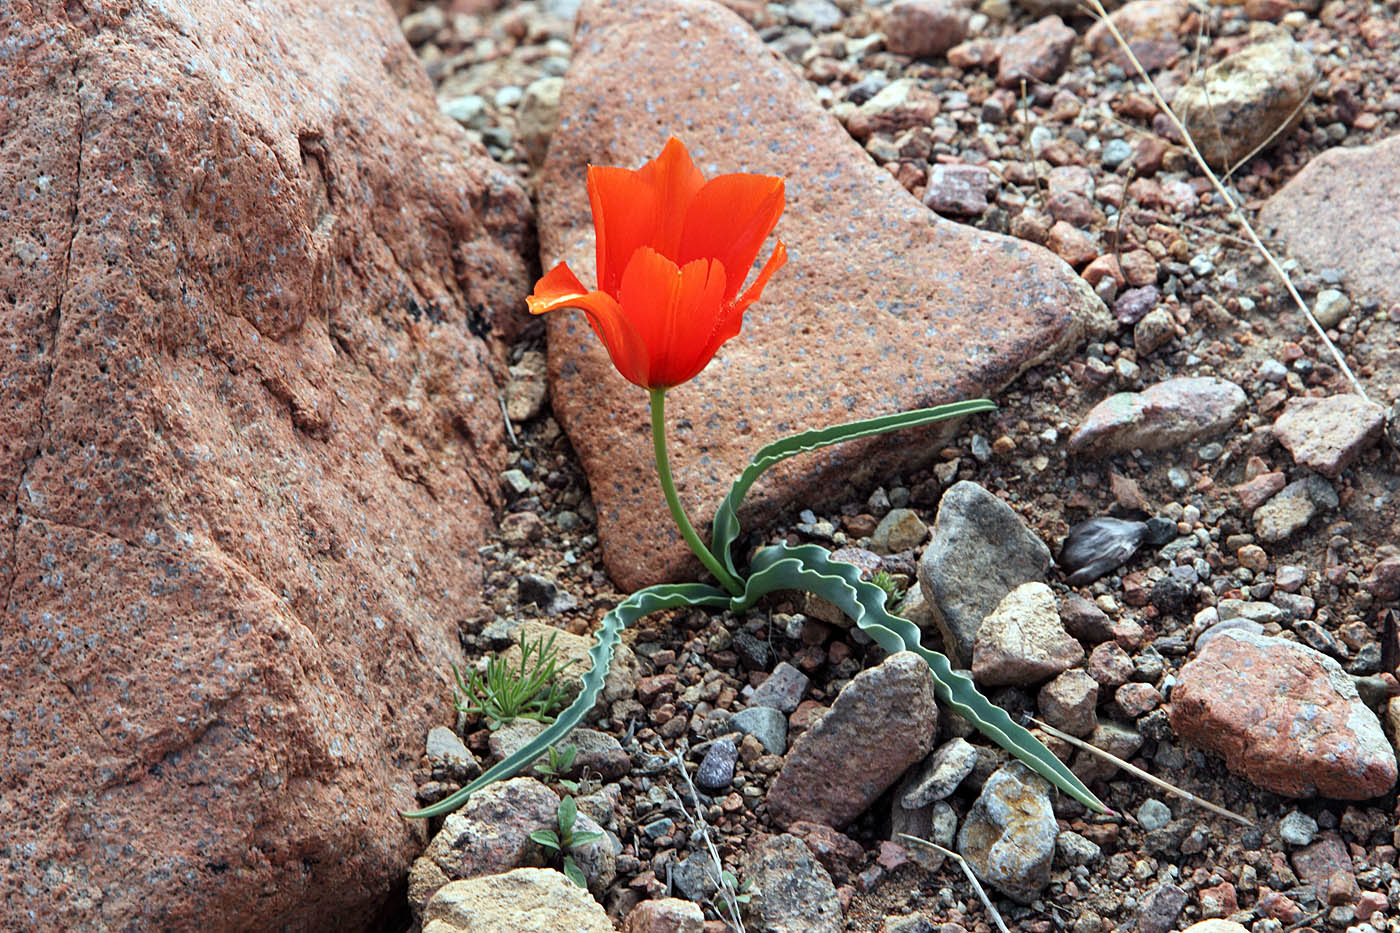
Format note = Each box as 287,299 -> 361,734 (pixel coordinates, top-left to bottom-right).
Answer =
0,3 -> 531,930
1068,377 -> 1247,456
766,652 -> 939,829
1171,30 -> 1317,169
1171,630 -> 1397,799
918,481 -> 1053,667
1259,133 -> 1400,308
538,0 -> 1109,590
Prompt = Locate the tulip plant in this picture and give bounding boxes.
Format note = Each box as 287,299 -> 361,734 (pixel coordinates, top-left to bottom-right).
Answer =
407,138 -> 1105,820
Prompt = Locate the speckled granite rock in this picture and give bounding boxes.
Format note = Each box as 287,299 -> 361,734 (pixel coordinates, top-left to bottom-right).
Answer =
1259,133 -> 1400,307
538,0 -> 1110,590
1068,377 -> 1247,456
957,761 -> 1058,904
1171,630 -> 1397,799
767,652 -> 939,829
0,2 -> 530,930
422,869 -> 612,933
1271,394 -> 1386,478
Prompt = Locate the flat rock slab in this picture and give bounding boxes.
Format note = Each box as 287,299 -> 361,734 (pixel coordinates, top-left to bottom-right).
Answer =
0,3 -> 531,929
1171,629 -> 1397,799
539,0 -> 1109,590
1259,133 -> 1400,308
1272,394 -> 1386,478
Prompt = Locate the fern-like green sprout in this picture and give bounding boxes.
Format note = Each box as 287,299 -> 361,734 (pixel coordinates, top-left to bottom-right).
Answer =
452,632 -> 575,731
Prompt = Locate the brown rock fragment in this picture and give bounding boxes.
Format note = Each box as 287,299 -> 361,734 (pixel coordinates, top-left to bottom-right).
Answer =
1271,394 -> 1386,478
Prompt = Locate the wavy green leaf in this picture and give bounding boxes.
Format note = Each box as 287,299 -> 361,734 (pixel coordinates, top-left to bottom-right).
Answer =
404,582 -> 731,819
730,543 -> 1107,813
710,400 -> 996,579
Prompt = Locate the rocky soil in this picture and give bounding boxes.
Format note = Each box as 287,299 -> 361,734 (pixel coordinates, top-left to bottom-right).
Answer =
395,0 -> 1400,931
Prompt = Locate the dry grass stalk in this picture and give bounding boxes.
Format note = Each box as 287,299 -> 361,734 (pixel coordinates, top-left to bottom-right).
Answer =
1081,0 -> 1370,402
896,834 -> 1011,933
1031,717 -> 1255,827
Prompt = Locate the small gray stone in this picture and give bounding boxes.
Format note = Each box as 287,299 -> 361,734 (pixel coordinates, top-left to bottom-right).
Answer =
1136,882 -> 1188,933
1055,830 -> 1102,866
1136,798 -> 1172,831
696,738 -> 739,793
671,854 -> 720,902
918,482 -> 1052,668
730,706 -> 789,756
427,726 -> 481,783
957,761 -> 1058,904
786,0 -> 843,31
1253,475 -> 1338,543
400,5 -> 445,43
1037,669 -> 1098,737
1279,809 -> 1318,846
900,737 -> 979,808
749,662 -> 810,713
1312,289 -> 1350,328
923,164 -> 992,216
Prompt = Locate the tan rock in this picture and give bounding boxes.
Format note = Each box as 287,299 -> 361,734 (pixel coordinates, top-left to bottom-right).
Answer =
0,1 -> 530,929
423,869 -> 613,933
538,0 -> 1109,590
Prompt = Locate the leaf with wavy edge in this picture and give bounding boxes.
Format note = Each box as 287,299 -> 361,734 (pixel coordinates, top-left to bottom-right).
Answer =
710,399 -> 996,580
729,543 -> 1108,813
404,582 -> 731,819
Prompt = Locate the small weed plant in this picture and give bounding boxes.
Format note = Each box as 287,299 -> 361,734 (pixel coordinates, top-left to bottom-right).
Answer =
452,631 -> 575,731
534,743 -> 581,793
530,795 -> 604,889
869,570 -> 906,609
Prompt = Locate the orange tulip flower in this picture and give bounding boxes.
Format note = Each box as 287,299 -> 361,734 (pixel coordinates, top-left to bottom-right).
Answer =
527,137 -> 787,390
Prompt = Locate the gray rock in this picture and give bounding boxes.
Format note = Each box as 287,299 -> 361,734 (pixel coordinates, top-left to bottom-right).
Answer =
768,652 -> 939,829
670,854 -> 720,902
957,761 -> 1058,904
1055,830 -> 1102,867
426,726 -> 481,783
1271,395 -> 1386,478
918,481 -> 1053,668
517,572 -> 579,615
730,706 -> 789,756
1252,475 -> 1338,543
742,834 -> 843,933
489,720 -> 631,781
922,165 -> 993,216
1279,809 -> 1318,847
899,737 -> 979,808
890,798 -> 957,872
400,5 -> 445,43
785,0 -> 843,31
1172,31 -> 1317,168
1071,722 -> 1142,784
696,738 -> 739,793
1069,377 -> 1247,456
1312,289 -> 1350,328
972,582 -> 1084,686
1136,798 -> 1172,832
1136,882 -> 1188,933
749,662 -> 811,713
518,77 -> 565,169
871,507 -> 931,553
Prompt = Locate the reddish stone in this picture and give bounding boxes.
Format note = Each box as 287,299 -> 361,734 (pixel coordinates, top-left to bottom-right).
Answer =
538,0 -> 1108,589
1256,889 -> 1304,923
1047,221 -> 1100,267
1084,0 -> 1189,71
0,1 -> 531,929
1171,631 -> 1398,799
1259,129 -> 1400,308
1271,394 -> 1386,478
787,821 -> 866,882
1198,881 -> 1238,918
997,15 -> 1076,88
1291,833 -> 1360,906
1234,471 -> 1287,510
884,0 -> 971,59
623,897 -> 706,933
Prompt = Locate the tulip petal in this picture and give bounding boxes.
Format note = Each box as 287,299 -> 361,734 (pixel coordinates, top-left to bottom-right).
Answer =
698,240 -> 787,367
678,173 -> 785,304
587,138 -> 705,293
527,261 -> 650,387
619,246 -> 728,388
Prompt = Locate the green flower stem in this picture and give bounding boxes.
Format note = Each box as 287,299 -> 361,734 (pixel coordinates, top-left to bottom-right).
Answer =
649,388 -> 745,597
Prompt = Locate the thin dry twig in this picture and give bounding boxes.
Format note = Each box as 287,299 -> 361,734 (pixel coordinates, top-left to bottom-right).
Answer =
896,834 -> 1011,933
654,738 -> 747,933
1083,0 -> 1369,402
1031,717 -> 1255,827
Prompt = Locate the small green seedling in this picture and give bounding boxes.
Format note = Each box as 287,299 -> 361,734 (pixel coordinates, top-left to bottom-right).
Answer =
713,869 -> 755,929
534,743 -> 581,793
453,631 -> 576,731
530,795 -> 605,889
869,570 -> 906,610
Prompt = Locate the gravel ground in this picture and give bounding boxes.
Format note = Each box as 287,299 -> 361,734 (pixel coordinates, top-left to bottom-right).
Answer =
398,0 -> 1400,930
